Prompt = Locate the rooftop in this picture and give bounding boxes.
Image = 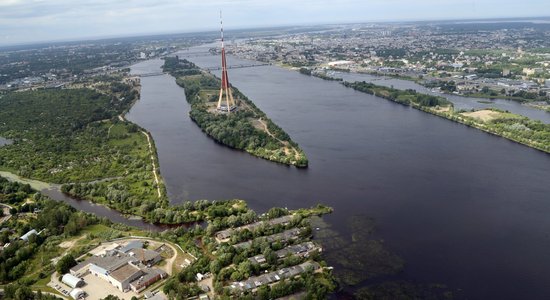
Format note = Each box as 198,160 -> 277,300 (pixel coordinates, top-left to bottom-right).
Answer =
120,241 -> 144,253
71,253 -> 137,273
128,248 -> 160,263
110,263 -> 143,282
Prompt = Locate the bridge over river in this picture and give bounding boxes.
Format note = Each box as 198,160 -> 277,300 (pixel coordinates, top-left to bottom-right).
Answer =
137,62 -> 271,77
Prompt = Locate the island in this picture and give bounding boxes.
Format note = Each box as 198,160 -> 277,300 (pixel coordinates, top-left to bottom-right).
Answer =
343,81 -> 550,154
163,57 -> 309,168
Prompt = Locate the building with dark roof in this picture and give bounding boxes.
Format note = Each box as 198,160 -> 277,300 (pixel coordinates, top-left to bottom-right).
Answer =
128,248 -> 161,265
129,268 -> 168,292
110,264 -> 144,292
119,241 -> 144,253
229,261 -> 320,292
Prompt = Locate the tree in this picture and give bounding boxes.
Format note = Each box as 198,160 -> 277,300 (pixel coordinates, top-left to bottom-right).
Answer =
210,259 -> 222,274
56,254 -> 77,275
266,207 -> 289,219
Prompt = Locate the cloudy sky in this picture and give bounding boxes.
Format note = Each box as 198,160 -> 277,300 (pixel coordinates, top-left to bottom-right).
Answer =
0,0 -> 548,46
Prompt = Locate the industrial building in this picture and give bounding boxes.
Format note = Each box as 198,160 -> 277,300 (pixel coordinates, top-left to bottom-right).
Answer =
68,240 -> 166,293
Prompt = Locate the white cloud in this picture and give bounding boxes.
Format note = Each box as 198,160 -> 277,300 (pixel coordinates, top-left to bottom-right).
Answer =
0,0 -> 548,46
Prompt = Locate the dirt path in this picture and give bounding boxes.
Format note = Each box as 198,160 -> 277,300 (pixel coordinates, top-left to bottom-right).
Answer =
141,131 -> 162,199
257,118 -> 301,159
107,123 -> 115,138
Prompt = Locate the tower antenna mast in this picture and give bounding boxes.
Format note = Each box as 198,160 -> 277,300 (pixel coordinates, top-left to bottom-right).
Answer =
217,10 -> 236,112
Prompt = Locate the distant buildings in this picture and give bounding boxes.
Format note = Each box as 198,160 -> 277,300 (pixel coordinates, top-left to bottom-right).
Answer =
523,68 -> 544,76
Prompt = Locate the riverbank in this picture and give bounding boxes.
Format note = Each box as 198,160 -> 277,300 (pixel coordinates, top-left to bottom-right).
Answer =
163,57 -> 308,168
359,70 -> 550,113
344,81 -> 550,154
0,170 -> 55,191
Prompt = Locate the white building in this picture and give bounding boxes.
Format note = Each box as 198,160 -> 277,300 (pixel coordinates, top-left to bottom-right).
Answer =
69,288 -> 85,299
328,60 -> 354,67
62,274 -> 84,288
20,229 -> 37,241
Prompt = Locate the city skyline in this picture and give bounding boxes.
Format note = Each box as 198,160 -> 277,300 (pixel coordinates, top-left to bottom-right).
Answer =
0,0 -> 549,46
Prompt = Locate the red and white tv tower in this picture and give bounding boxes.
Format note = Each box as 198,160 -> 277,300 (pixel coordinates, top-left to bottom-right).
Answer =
217,11 -> 237,112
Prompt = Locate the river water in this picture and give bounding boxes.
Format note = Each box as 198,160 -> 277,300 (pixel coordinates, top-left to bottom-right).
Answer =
126,45 -> 550,299
0,170 -> 163,231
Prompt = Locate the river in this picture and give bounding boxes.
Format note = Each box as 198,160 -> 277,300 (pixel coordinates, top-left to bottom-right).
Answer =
0,171 -> 163,231
123,46 -> 550,299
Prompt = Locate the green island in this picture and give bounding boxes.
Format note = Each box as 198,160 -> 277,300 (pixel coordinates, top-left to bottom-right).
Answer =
343,81 -> 550,154
163,57 -> 308,167
0,174 -> 336,299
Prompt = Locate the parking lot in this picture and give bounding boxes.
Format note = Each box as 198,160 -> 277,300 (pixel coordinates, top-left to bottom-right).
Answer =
79,273 -> 139,300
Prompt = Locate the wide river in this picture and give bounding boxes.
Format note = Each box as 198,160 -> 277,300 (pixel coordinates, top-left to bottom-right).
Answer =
126,45 -> 550,300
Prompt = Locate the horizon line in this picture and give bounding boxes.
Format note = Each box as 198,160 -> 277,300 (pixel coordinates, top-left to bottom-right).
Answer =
1,15 -> 549,49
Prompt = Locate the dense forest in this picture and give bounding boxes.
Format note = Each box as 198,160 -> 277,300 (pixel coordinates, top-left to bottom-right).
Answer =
163,57 -> 308,167
0,86 -> 140,182
0,81 -> 175,222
